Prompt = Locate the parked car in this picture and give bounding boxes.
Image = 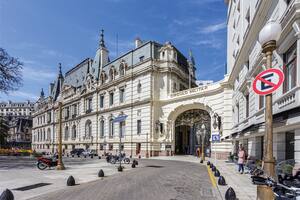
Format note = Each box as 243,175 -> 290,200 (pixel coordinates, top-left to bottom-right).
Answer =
81,149 -> 98,157
70,148 -> 85,157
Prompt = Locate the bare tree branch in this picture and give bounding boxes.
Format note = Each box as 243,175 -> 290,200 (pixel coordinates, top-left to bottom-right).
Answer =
0,48 -> 23,93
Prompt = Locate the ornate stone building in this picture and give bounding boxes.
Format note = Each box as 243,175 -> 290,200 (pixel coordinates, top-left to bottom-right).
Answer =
0,101 -> 34,148
226,0 -> 300,164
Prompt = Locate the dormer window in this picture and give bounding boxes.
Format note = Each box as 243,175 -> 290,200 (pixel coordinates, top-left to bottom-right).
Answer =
109,67 -> 115,81
139,56 -> 144,62
119,63 -> 125,76
100,71 -> 106,85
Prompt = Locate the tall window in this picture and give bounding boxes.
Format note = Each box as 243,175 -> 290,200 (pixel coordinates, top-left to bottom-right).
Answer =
236,104 -> 240,124
100,95 -> 104,108
109,68 -> 115,81
72,104 -> 77,117
109,118 -> 114,137
137,120 -> 141,135
65,107 -> 69,119
119,121 -> 125,138
72,125 -> 76,139
100,119 -> 105,138
137,82 -> 142,93
259,95 -> 264,109
47,128 -> 51,141
109,92 -> 114,106
86,98 -> 92,113
283,43 -> 297,93
64,126 -> 69,141
245,94 -> 249,118
85,120 -> 92,138
119,88 -> 125,103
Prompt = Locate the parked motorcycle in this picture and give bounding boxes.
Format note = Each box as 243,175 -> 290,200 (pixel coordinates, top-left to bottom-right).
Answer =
37,156 -> 58,170
109,153 -> 130,164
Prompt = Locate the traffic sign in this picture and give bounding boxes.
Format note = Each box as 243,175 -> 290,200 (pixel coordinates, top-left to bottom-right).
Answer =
252,68 -> 284,95
212,134 -> 220,142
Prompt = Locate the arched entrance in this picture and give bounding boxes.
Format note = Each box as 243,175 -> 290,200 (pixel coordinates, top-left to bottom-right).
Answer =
174,109 -> 211,155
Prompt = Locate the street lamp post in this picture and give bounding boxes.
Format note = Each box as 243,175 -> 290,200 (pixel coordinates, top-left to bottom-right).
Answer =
56,98 -> 65,170
201,124 -> 206,163
257,20 -> 282,200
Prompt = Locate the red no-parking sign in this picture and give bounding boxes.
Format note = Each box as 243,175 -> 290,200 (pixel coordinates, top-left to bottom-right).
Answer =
252,68 -> 284,95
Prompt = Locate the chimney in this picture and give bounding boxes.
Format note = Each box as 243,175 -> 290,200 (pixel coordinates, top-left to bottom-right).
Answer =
135,37 -> 142,48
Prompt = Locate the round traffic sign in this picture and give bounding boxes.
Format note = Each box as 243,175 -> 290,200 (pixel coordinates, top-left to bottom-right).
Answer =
252,68 -> 284,95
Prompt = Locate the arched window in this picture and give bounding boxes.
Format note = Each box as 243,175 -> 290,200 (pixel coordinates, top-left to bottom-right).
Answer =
137,81 -> 142,93
64,126 -> 69,141
119,63 -> 125,76
47,128 -> 51,141
85,120 -> 92,138
109,118 -> 114,137
100,119 -> 105,138
109,67 -> 115,81
100,71 -> 106,85
72,125 -> 76,139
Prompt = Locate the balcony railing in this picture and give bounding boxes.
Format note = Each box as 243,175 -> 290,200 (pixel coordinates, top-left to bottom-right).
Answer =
72,114 -> 77,119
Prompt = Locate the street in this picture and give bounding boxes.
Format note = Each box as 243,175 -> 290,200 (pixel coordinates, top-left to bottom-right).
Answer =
29,159 -> 220,200
0,156 -> 221,200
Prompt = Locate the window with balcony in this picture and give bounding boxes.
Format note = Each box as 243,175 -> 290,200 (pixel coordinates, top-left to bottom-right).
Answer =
119,88 -> 125,103
100,95 -> 104,108
72,104 -> 77,118
65,107 -> 69,120
64,126 -> 69,141
72,125 -> 76,139
283,43 -> 297,93
85,120 -> 92,139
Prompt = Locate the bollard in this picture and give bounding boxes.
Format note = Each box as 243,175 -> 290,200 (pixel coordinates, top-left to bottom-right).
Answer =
118,165 -> 123,172
91,155 -> 93,159
67,154 -> 69,157
212,166 -> 216,172
72,154 -> 74,158
225,187 -> 236,200
77,154 -> 80,158
207,161 -> 210,166
67,176 -> 75,186
0,189 -> 14,200
200,160 -> 203,164
133,159 -> 138,165
132,163 -> 136,168
98,169 -> 104,177
214,169 -> 220,177
138,155 -> 141,159
98,156 -> 101,159
218,176 -> 226,186
84,155 -> 86,158
210,163 -> 214,169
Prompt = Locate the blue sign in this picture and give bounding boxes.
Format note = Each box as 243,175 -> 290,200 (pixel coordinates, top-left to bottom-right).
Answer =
112,115 -> 128,123
212,134 -> 220,142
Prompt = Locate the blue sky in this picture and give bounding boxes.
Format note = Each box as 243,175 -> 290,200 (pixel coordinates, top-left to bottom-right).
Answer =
0,0 -> 227,102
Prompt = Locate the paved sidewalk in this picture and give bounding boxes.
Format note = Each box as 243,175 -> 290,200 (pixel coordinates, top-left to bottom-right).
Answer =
151,156 -> 257,200
0,157 -> 132,200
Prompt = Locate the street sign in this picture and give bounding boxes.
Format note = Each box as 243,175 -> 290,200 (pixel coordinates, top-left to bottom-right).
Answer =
212,134 -> 220,142
253,68 -> 284,95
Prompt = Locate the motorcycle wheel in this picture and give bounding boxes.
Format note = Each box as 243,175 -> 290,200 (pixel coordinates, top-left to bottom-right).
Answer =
124,158 -> 130,164
110,159 -> 116,164
37,162 -> 48,170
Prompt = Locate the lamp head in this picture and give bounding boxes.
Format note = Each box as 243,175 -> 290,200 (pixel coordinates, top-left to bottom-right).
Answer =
258,20 -> 281,46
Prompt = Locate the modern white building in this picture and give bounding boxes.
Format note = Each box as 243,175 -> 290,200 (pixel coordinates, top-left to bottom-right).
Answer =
32,31 -> 233,158
226,0 -> 300,164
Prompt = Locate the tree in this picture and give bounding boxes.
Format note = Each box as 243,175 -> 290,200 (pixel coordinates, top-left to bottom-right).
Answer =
0,116 -> 9,148
0,48 -> 23,93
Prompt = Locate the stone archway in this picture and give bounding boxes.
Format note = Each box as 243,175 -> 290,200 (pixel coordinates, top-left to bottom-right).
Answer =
166,103 -> 214,155
174,109 -> 211,155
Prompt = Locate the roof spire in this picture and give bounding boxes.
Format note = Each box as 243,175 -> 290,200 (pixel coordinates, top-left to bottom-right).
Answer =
40,88 -> 45,97
58,63 -> 63,77
100,29 -> 106,48
189,49 -> 195,66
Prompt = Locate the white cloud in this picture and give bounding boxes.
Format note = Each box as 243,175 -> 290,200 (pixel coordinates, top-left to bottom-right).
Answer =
8,91 -> 38,101
194,39 -> 223,49
199,22 -> 226,34
22,66 -> 56,81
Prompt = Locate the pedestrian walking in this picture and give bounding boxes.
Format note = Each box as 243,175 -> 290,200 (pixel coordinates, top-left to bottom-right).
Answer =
238,144 -> 246,174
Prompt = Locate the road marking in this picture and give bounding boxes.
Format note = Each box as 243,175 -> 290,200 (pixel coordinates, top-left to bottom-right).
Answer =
206,165 -> 216,187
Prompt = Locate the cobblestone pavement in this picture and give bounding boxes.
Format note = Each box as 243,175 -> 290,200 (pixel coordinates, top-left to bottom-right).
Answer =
30,159 -> 221,200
